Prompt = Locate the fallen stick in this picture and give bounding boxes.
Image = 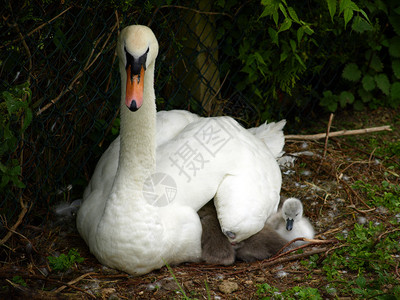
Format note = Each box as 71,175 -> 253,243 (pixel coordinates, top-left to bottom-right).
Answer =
323,113 -> 334,157
54,272 -> 96,293
285,125 -> 392,140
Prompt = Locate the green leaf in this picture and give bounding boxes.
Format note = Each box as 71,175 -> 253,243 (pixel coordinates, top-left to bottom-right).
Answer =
391,82 -> 400,99
353,100 -> 365,111
279,3 -> 288,18
320,90 -> 338,112
326,0 -> 336,22
389,13 -> 400,36
280,52 -> 288,62
362,75 -> 376,91
358,88 -> 372,103
370,53 -> 383,72
268,27 -> 279,45
294,53 -> 306,68
374,74 -> 390,95
342,63 -> 361,81
273,10 -> 279,26
297,26 -> 305,44
339,91 -> 354,107
290,39 -> 297,52
287,7 -> 300,23
389,37 -> 400,58
339,0 -> 348,15
279,18 -> 292,33
356,276 -> 367,288
260,0 -> 280,18
393,60 -> 400,79
304,25 -> 314,35
254,52 -> 266,65
344,8 -> 354,29
22,108 -> 33,132
2,91 -> 26,115
352,16 -> 374,33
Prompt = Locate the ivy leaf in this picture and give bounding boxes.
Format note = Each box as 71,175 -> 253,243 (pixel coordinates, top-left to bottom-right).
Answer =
326,0 -> 336,22
392,60 -> 400,79
342,63 -> 361,82
374,74 -> 390,95
391,82 -> 400,99
362,75 -> 376,91
389,37 -> 400,58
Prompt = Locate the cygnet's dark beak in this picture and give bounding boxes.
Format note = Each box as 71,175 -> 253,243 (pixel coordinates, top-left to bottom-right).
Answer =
286,218 -> 294,231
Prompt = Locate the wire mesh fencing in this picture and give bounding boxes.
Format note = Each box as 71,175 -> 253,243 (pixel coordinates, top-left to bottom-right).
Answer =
0,0 -> 354,235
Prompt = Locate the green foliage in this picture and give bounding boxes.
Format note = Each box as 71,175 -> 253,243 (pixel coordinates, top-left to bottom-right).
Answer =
47,248 -> 84,272
256,283 -> 322,299
322,221 -> 400,294
0,82 -> 32,190
352,180 -> 400,212
320,0 -> 400,112
12,275 -> 27,287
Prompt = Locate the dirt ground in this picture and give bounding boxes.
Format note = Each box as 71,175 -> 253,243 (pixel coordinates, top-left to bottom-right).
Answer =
1,107 -> 399,299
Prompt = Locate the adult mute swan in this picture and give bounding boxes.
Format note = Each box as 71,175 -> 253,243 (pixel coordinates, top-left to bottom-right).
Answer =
77,25 -> 285,275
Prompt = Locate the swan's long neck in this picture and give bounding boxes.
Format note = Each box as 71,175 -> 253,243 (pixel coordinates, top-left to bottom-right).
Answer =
114,61 -> 156,193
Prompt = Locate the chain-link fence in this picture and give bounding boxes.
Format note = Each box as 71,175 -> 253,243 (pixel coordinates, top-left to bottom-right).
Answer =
0,0 -> 376,236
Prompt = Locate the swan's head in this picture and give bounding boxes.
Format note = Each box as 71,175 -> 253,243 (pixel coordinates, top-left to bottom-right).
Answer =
117,25 -> 159,111
281,198 -> 303,231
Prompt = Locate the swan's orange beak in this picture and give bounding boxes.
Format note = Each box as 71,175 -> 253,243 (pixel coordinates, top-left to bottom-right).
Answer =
126,65 -> 145,111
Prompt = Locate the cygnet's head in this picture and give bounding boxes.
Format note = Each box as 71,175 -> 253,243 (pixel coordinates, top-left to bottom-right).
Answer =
117,25 -> 159,111
281,198 -> 303,231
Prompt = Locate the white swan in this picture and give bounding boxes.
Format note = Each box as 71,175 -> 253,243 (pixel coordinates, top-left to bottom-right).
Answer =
77,25 -> 285,275
266,197 -> 315,245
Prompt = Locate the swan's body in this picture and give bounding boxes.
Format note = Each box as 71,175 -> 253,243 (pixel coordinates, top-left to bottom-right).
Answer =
266,198 -> 315,245
77,25 -> 285,275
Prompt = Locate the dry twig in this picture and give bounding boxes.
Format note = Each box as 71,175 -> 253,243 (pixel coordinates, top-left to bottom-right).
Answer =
323,113 -> 334,157
285,125 -> 392,140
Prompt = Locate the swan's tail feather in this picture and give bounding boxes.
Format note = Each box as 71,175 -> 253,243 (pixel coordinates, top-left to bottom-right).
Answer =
248,119 -> 286,159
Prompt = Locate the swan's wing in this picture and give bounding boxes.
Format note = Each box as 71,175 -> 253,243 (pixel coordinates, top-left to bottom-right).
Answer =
156,110 -> 200,146
248,119 -> 286,159
78,137 -> 120,244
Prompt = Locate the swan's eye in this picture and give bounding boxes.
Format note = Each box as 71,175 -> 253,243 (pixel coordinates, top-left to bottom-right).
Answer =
124,47 -> 149,75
